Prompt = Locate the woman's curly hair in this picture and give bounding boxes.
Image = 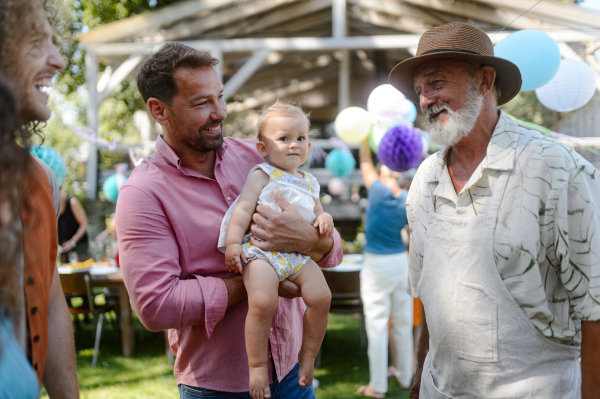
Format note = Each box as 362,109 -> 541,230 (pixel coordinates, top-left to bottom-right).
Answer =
0,76 -> 30,324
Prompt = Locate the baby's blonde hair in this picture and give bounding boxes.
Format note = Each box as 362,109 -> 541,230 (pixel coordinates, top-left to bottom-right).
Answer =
256,100 -> 311,142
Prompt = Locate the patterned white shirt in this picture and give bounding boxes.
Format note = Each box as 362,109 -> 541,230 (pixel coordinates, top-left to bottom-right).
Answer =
407,112 -> 600,345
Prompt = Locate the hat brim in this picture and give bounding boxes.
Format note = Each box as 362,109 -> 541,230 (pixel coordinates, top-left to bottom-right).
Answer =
389,52 -> 522,106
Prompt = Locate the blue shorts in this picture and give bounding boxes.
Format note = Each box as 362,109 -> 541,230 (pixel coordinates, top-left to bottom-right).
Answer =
178,362 -> 316,399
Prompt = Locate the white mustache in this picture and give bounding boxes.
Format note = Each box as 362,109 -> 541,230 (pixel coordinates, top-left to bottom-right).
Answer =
426,103 -> 450,120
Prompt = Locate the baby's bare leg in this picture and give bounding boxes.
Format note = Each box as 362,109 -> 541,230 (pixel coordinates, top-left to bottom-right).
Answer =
243,259 -> 280,399
287,260 -> 332,388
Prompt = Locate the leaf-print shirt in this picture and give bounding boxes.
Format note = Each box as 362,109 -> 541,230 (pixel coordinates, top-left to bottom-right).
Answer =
406,111 -> 600,345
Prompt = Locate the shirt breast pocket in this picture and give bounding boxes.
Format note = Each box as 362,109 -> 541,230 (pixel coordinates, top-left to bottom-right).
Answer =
456,281 -> 498,363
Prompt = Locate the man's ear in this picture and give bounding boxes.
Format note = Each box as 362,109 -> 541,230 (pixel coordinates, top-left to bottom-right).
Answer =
478,66 -> 497,97
256,141 -> 268,157
147,97 -> 169,126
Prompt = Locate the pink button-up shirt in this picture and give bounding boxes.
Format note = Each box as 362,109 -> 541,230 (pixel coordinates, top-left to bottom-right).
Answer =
116,135 -> 342,391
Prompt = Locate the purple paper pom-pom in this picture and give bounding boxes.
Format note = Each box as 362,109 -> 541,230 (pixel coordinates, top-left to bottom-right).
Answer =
377,125 -> 423,172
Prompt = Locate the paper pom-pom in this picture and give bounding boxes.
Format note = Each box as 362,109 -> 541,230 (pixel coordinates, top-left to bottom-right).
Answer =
325,149 -> 356,177
30,145 -> 66,186
377,125 -> 422,172
103,174 -> 127,203
327,177 -> 345,196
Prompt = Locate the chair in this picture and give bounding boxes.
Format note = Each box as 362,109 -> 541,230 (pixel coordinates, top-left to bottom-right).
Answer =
322,268 -> 367,347
60,271 -> 112,367
318,268 -> 367,369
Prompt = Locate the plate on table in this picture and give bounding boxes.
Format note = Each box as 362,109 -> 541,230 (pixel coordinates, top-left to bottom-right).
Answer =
327,254 -> 364,272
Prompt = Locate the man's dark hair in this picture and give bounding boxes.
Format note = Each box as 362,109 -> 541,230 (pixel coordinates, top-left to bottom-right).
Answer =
136,42 -> 219,105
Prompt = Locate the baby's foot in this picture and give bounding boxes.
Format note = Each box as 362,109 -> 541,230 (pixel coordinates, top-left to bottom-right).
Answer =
249,365 -> 271,399
297,351 -> 315,388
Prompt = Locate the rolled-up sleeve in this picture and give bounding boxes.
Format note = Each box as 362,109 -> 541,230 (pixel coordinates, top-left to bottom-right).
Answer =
316,229 -> 343,269
556,161 -> 600,322
116,185 -> 227,337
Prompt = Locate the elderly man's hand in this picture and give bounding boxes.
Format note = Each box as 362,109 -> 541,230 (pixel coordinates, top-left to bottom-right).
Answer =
250,189 -> 320,255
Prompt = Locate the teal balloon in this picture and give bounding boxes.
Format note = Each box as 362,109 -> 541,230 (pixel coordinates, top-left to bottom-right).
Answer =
103,174 -> 127,203
494,30 -> 560,92
30,145 -> 66,185
325,149 -> 355,178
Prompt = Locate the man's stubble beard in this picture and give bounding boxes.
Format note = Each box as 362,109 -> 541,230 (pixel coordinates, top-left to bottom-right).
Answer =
171,111 -> 224,153
426,80 -> 484,147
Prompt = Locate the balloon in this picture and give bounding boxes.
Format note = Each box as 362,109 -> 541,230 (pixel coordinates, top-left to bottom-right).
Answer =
30,145 -> 66,186
334,107 -> 371,143
398,99 -> 417,124
367,84 -> 406,123
377,125 -> 422,172
327,177 -> 345,196
535,59 -> 597,112
494,30 -> 560,91
368,123 -> 392,153
325,149 -> 356,177
420,134 -> 430,159
103,173 -> 127,203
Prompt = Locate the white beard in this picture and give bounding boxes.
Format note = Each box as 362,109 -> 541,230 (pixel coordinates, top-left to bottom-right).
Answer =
426,83 -> 483,147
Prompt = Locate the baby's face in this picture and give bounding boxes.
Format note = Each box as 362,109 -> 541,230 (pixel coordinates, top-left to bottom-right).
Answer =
259,114 -> 311,173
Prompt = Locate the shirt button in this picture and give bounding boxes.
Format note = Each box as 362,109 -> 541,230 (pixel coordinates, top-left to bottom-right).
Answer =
27,277 -> 34,285
33,335 -> 40,343
227,196 -> 231,201
270,327 -> 273,332
31,307 -> 38,315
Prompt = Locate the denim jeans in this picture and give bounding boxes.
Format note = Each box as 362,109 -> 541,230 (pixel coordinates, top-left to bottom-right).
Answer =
178,363 -> 315,399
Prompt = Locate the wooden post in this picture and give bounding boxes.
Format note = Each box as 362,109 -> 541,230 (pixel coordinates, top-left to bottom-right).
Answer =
85,51 -> 99,199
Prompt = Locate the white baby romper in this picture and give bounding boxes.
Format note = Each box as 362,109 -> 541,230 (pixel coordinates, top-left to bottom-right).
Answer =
218,163 -> 320,281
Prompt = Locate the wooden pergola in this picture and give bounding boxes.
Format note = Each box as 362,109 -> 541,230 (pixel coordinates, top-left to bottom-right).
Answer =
77,0 -> 600,198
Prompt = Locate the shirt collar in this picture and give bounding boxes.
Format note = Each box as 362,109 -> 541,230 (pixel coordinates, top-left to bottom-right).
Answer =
425,111 -> 522,184
155,134 -> 229,172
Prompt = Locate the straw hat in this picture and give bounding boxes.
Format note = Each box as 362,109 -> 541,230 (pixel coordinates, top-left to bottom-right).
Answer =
389,23 -> 522,106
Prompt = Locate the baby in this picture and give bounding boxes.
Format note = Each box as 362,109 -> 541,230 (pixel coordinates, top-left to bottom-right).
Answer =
218,101 -> 332,399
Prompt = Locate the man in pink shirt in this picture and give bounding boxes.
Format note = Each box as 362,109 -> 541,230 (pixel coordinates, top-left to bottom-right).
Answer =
116,43 -> 342,398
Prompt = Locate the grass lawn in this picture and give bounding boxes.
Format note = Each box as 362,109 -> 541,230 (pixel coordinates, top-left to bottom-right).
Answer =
42,313 -> 410,399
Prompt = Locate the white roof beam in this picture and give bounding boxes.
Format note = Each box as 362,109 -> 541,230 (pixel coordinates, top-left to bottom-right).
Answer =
97,53 -> 145,103
403,0 -> 567,31
228,77 -> 327,112
223,49 -> 271,100
152,0 -> 297,42
85,31 -> 600,56
348,0 -> 445,25
76,0 -> 237,44
350,6 -> 430,34
234,0 -> 332,36
471,0 -> 600,30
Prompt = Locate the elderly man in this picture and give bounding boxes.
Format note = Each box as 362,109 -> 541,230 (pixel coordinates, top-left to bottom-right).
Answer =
389,23 -> 600,398
116,43 -> 342,399
0,1 -> 79,397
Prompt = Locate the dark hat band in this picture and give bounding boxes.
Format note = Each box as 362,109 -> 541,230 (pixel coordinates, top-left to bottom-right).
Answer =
421,48 -> 482,56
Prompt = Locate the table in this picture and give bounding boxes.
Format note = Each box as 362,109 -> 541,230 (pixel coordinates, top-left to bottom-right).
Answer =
58,264 -> 134,357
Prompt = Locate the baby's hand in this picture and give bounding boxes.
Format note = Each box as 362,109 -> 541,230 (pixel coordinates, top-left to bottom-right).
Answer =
225,244 -> 247,273
314,213 -> 334,239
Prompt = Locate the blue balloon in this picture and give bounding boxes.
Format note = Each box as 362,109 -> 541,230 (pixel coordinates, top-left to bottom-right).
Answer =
30,145 -> 66,185
325,149 -> 356,178
494,30 -> 560,92
102,174 -> 127,203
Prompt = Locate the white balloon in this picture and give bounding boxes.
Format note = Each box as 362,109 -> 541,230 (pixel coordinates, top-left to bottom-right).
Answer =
327,177 -> 345,196
334,107 -> 371,143
367,84 -> 406,125
535,59 -> 597,112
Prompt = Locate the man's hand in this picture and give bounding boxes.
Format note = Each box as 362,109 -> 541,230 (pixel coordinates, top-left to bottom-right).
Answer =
225,244 -> 246,273
278,279 -> 301,299
250,190 -> 331,261
223,273 -> 302,306
410,309 -> 429,399
314,213 -> 334,239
